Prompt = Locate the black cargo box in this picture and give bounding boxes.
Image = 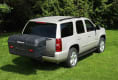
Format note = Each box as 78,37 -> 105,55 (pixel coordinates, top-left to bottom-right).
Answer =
8,34 -> 47,59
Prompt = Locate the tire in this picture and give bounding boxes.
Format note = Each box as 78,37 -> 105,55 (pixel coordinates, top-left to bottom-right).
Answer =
96,37 -> 105,53
65,48 -> 78,67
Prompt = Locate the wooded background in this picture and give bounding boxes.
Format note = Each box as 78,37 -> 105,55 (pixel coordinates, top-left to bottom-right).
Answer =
0,0 -> 118,32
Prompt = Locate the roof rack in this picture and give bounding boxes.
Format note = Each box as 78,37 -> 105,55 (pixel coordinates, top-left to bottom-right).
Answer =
58,17 -> 73,21
58,16 -> 81,21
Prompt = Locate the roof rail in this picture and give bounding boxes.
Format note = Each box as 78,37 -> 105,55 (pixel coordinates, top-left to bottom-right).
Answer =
58,16 -> 81,21
58,17 -> 73,21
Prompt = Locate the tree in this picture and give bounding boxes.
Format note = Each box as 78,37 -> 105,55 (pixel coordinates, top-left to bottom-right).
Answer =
0,3 -> 12,32
0,0 -> 118,32
3,0 -> 33,31
108,0 -> 118,29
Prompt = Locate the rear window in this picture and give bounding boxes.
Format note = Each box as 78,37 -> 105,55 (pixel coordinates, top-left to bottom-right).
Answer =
61,22 -> 73,38
23,22 -> 57,38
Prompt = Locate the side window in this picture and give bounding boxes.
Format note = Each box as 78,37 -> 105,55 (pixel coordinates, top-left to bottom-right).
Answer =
85,20 -> 95,32
61,22 -> 73,37
76,20 -> 85,34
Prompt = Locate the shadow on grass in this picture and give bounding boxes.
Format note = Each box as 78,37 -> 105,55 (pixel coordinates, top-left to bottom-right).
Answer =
78,52 -> 93,61
0,52 -> 94,75
0,56 -> 61,75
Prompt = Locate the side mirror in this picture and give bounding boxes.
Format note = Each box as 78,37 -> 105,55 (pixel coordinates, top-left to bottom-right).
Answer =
96,25 -> 101,30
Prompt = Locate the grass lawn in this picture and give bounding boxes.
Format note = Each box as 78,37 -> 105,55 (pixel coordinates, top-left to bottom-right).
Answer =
0,30 -> 118,80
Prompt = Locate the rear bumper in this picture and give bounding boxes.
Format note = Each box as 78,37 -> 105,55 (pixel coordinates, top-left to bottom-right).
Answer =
9,47 -> 68,63
42,51 -> 68,63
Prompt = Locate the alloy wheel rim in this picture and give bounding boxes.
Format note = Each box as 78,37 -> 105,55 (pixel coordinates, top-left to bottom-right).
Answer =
70,52 -> 77,66
100,40 -> 105,52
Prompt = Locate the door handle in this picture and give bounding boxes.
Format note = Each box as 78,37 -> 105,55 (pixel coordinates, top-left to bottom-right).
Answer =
88,36 -> 91,37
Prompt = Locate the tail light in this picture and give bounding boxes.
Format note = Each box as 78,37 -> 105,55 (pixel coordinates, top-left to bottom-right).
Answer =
29,49 -> 34,53
9,45 -> 14,49
56,39 -> 62,52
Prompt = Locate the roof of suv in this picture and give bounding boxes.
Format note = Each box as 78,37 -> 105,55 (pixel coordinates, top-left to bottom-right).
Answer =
30,16 -> 87,23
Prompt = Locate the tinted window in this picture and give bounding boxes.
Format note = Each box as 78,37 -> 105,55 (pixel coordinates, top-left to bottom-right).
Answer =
23,22 -> 57,38
85,20 -> 95,32
76,21 -> 85,34
61,22 -> 73,37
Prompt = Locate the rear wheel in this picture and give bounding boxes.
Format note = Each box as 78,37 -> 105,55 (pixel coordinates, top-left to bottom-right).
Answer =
96,37 -> 105,53
66,48 -> 78,67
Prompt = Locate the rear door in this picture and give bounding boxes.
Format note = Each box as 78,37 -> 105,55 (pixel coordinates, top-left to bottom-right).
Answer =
61,21 -> 75,51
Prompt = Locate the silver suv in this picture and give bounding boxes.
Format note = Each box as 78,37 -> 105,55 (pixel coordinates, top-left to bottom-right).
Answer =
8,16 -> 106,67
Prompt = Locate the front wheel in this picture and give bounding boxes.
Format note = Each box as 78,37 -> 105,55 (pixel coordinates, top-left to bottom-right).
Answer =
65,48 -> 78,67
96,37 -> 105,53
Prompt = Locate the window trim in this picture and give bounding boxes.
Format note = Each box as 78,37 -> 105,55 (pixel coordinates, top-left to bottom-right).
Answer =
75,20 -> 85,34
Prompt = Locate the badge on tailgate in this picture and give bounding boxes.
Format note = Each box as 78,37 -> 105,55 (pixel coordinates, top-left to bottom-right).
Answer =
17,41 -> 24,44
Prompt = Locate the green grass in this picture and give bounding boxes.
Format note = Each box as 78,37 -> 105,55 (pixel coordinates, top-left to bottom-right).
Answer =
0,30 -> 118,80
